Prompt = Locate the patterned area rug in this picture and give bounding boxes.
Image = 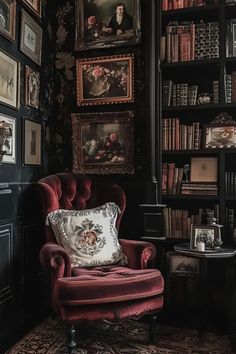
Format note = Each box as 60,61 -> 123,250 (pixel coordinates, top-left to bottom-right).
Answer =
5,316 -> 233,354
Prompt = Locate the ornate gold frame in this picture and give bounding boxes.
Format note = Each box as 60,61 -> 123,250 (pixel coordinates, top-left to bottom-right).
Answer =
76,54 -> 134,106
71,111 -> 134,174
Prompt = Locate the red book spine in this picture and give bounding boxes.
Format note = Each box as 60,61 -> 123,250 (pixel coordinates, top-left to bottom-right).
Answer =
179,33 -> 191,61
162,0 -> 168,10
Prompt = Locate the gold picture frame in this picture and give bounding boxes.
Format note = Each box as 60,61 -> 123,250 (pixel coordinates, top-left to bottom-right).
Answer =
25,65 -> 40,108
20,10 -> 42,65
71,111 -> 134,175
76,54 -> 134,106
0,49 -> 20,109
0,0 -> 16,41
75,0 -> 141,50
22,0 -> 41,17
23,118 -> 41,165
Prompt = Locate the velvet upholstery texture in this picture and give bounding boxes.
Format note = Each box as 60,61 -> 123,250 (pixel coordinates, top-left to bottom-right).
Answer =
38,173 -> 164,329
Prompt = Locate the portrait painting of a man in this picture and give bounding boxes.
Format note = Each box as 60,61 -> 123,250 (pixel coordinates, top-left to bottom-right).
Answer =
75,0 -> 141,50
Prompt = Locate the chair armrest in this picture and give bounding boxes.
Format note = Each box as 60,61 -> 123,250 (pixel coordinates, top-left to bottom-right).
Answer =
119,239 -> 156,269
39,243 -> 72,277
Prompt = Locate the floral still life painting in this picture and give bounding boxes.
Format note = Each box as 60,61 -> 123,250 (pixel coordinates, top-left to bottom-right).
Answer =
75,0 -> 141,50
76,54 -> 134,106
71,111 -> 134,174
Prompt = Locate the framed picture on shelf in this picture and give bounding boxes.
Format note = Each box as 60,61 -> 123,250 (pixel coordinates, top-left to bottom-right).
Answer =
20,10 -> 42,65
25,65 -> 40,108
71,111 -> 134,175
204,125 -> 236,148
23,118 -> 41,165
0,0 -> 16,41
76,54 -> 134,106
190,156 -> 218,182
0,113 -> 16,164
75,0 -> 141,50
22,0 -> 41,17
0,50 -> 20,109
167,252 -> 199,276
190,224 -> 219,250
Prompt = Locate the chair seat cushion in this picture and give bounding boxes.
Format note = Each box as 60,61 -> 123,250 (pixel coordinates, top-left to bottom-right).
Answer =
55,266 -> 164,305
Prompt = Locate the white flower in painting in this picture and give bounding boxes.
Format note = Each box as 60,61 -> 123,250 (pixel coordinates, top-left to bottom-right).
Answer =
55,52 -> 74,80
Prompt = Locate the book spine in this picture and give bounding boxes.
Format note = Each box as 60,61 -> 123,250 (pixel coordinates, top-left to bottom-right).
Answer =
162,0 -> 169,10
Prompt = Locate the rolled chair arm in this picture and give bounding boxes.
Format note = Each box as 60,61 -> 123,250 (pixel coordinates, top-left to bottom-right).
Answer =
119,239 -> 156,269
39,243 -> 72,278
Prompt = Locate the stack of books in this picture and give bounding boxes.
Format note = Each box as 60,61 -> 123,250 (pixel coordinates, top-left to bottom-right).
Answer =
181,181 -> 218,195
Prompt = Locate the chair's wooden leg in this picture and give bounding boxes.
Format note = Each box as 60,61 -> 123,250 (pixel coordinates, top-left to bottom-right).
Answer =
67,324 -> 76,354
149,314 -> 158,343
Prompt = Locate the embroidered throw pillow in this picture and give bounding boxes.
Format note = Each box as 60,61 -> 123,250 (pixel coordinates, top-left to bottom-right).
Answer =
46,202 -> 127,268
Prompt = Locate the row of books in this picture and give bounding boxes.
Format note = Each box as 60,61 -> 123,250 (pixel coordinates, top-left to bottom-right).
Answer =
225,171 -> 236,196
162,163 -> 183,194
162,0 -> 218,11
161,20 -> 219,63
224,71 -> 236,103
162,118 -> 201,150
163,205 -> 219,238
162,80 -> 219,107
162,162 -> 218,195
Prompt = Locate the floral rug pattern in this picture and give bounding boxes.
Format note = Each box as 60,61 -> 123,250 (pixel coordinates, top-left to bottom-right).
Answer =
5,316 -> 233,354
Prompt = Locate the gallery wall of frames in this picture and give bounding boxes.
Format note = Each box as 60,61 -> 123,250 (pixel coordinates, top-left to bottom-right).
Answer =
0,0 -> 54,345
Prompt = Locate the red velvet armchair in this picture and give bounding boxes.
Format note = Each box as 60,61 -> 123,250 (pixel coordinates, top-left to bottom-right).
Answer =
37,173 -> 164,353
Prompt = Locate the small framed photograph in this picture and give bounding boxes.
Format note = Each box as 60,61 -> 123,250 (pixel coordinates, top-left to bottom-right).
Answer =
0,113 -> 16,164
71,111 -> 134,175
75,0 -> 141,50
204,125 -> 236,148
23,118 -> 41,165
76,54 -> 134,106
0,49 -> 20,109
25,65 -> 40,108
0,0 -> 16,41
190,224 -> 219,250
20,10 -> 42,65
190,156 -> 218,182
167,252 -> 199,276
22,0 -> 41,17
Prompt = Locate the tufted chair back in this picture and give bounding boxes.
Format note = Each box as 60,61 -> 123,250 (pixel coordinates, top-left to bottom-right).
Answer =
37,173 -> 126,243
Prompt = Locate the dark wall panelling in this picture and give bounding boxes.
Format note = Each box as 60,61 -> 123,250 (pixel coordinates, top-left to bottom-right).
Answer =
0,0 -> 54,343
0,223 -> 13,306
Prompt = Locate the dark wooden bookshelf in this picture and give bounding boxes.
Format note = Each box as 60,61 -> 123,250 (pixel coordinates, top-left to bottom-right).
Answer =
159,1 -> 236,245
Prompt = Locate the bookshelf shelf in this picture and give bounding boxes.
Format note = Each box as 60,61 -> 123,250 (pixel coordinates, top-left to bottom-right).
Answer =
162,149 -> 234,155
162,5 -> 220,17
162,195 -> 221,201
163,102 -> 236,111
161,58 -> 221,68
160,1 -> 236,245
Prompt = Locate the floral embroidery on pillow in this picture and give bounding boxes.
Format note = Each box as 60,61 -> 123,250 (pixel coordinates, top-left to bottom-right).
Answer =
74,218 -> 106,256
47,202 -> 127,267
